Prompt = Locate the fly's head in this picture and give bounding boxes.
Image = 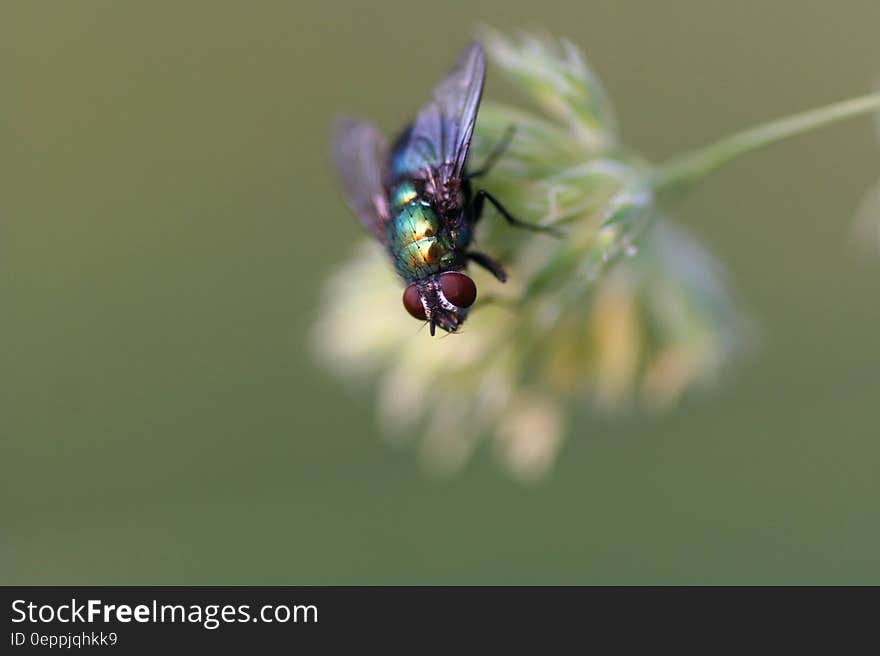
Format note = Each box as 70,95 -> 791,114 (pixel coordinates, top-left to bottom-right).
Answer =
402,271 -> 477,335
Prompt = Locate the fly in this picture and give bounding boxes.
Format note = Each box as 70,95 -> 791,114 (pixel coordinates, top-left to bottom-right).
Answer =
332,42 -> 555,335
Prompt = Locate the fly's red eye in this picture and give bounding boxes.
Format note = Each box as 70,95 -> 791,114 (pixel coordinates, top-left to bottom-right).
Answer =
402,284 -> 427,320
439,272 -> 477,308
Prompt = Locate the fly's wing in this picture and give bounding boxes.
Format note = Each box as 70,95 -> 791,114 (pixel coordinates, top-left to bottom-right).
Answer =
332,117 -> 391,242
392,42 -> 486,185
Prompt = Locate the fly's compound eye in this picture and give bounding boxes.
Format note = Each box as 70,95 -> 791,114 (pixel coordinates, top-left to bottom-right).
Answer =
439,271 -> 477,308
403,284 -> 428,320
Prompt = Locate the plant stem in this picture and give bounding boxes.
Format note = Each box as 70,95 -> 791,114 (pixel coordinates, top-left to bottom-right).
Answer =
653,91 -> 880,195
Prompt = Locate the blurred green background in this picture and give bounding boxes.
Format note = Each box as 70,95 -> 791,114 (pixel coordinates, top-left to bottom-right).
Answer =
3,1 -> 879,584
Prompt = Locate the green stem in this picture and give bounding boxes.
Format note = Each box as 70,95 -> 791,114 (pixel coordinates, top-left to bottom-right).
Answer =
653,91 -> 880,195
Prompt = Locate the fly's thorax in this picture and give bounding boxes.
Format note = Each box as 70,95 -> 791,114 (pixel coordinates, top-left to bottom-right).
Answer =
447,220 -> 472,251
386,202 -> 455,279
386,181 -> 464,280
389,180 -> 420,210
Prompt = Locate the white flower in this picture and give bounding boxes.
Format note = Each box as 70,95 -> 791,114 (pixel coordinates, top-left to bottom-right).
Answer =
314,31 -> 753,480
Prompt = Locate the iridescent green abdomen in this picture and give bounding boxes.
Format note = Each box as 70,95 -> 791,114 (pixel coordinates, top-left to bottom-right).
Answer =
386,181 -> 471,281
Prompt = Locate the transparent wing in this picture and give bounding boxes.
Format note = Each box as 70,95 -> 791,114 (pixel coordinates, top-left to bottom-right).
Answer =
392,42 -> 486,183
332,117 -> 391,241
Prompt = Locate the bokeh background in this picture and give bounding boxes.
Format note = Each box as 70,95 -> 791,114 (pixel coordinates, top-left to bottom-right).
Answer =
3,1 -> 879,584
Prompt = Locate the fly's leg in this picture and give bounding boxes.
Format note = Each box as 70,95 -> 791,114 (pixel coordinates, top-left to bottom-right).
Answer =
465,125 -> 516,180
467,251 -> 507,282
472,189 -> 562,236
